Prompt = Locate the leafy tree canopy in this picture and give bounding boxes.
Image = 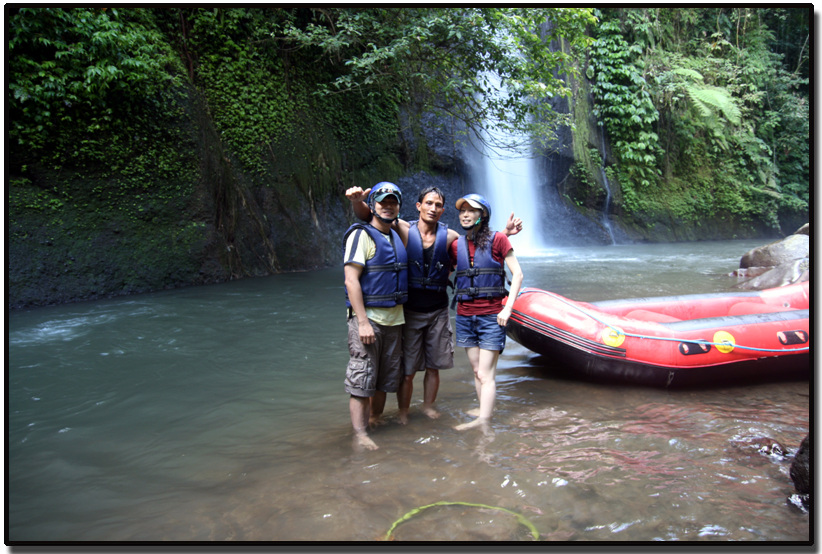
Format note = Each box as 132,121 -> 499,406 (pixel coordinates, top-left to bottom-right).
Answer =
277,7 -> 597,151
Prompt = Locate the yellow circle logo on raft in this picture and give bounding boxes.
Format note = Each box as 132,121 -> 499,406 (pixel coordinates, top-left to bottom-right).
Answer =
602,326 -> 625,347
714,330 -> 736,353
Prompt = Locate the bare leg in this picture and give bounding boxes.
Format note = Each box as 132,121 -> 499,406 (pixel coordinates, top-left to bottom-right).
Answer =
421,368 -> 440,419
475,349 -> 499,419
350,396 -> 378,450
397,374 -> 414,425
369,390 -> 387,427
455,347 -> 499,431
462,347 -> 482,417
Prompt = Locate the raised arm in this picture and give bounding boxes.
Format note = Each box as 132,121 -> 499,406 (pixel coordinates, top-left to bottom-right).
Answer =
502,212 -> 524,237
346,186 -> 372,222
445,228 -> 461,248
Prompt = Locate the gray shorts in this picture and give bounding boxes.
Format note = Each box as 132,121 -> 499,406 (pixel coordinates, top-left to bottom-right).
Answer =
345,317 -> 403,397
402,307 -> 454,375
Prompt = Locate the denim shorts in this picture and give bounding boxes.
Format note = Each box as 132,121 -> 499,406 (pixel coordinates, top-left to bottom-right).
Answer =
455,314 -> 506,352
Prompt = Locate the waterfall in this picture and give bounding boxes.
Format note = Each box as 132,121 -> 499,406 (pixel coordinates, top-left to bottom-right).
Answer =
599,130 -> 617,245
469,143 -> 551,256
465,75 -> 551,256
460,67 -> 619,250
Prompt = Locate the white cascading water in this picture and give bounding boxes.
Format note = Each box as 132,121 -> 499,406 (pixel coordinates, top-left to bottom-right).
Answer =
466,73 -> 551,256
599,130 -> 617,245
474,144 -> 549,256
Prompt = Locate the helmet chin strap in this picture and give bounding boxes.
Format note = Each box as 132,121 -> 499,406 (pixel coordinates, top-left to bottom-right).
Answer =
373,211 -> 398,225
461,217 -> 482,231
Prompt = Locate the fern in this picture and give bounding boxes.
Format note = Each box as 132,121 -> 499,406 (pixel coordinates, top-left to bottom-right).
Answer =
672,67 -> 703,81
684,84 -> 741,125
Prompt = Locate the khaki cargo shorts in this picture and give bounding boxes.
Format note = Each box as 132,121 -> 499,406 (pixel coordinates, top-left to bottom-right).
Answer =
345,317 -> 403,397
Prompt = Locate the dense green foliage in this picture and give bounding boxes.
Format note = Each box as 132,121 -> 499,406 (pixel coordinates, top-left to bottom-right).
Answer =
9,8 -> 176,152
6,7 -> 810,307
8,7 -> 206,304
586,7 -> 809,234
279,8 -> 596,151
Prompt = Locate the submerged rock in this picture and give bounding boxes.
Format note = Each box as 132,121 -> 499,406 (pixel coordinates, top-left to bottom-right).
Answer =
730,435 -> 788,461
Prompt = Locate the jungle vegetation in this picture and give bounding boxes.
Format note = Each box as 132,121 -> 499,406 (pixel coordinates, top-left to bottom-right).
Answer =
6,7 -> 811,307
583,7 -> 809,236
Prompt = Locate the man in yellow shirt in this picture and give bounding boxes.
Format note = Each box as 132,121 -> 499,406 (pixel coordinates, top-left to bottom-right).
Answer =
343,182 -> 407,450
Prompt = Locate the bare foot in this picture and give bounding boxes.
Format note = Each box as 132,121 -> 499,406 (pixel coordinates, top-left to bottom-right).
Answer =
466,407 -> 481,417
421,404 -> 440,419
369,415 -> 386,428
474,430 -> 495,462
398,410 -> 409,425
454,417 -> 489,431
354,433 -> 379,451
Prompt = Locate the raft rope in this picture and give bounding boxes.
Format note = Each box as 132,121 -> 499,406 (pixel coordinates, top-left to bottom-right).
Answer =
383,500 -> 540,541
518,288 -> 810,353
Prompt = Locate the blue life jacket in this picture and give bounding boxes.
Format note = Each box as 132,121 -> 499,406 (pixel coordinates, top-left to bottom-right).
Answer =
343,223 -> 408,308
454,234 -> 507,302
406,221 -> 451,293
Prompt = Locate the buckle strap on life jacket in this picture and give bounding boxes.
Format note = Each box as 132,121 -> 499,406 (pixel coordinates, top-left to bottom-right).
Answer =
364,291 -> 409,303
454,285 -> 507,297
455,267 -> 506,278
363,262 -> 408,273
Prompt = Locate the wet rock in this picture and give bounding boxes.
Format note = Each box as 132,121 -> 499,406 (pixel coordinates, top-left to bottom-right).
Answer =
789,435 -> 810,503
399,110 -> 466,173
793,223 -> 810,236
735,258 -> 809,290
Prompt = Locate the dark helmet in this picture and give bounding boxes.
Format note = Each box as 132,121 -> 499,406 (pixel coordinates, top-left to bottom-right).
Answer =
368,182 -> 403,211
455,193 -> 491,220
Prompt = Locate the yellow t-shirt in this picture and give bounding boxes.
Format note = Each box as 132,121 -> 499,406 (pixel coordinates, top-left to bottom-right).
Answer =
344,227 -> 405,327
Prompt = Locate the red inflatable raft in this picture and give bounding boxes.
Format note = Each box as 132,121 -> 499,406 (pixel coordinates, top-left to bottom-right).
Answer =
505,281 -> 810,387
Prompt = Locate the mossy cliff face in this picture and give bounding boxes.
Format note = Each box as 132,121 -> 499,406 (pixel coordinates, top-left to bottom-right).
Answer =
7,80 -> 407,309
7,64 -> 800,310
7,9 -> 411,310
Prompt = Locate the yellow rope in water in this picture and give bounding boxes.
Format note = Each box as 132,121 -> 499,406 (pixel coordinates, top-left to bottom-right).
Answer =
383,500 -> 540,541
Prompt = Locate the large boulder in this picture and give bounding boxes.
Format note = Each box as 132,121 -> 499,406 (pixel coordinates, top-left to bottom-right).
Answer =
735,225 -> 810,290
793,223 -> 810,236
739,234 -> 809,269
788,434 -> 810,511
